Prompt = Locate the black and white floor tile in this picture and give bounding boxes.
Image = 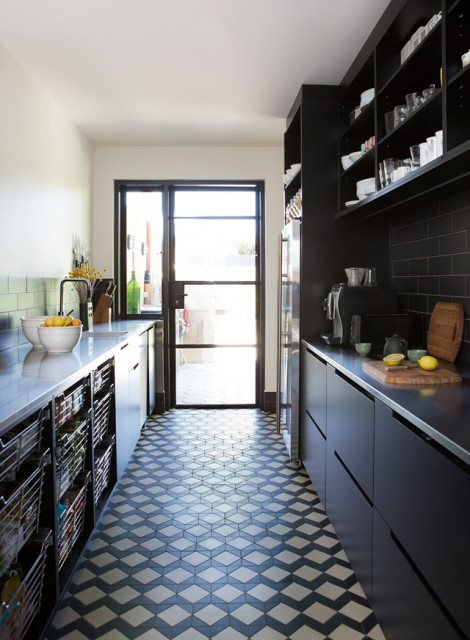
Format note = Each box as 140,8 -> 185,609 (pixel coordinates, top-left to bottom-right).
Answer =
45,409 -> 385,640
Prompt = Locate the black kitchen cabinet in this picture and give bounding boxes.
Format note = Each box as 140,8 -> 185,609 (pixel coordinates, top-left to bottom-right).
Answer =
302,346 -> 327,436
372,508 -> 461,640
374,400 -> 470,638
301,412 -> 326,507
326,445 -> 373,600
326,365 -> 374,500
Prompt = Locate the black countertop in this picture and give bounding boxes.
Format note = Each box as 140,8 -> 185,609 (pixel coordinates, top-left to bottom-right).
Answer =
303,338 -> 470,466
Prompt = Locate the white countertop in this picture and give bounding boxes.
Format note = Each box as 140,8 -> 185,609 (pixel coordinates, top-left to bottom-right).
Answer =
0,319 -> 156,434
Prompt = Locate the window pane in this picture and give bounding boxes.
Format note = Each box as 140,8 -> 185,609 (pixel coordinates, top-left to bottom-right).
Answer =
125,191 -> 163,314
176,347 -> 256,405
174,189 -> 256,217
175,285 -> 256,345
174,219 -> 256,281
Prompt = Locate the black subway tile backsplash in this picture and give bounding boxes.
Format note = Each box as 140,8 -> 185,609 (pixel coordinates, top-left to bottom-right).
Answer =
390,187 -> 470,364
428,214 -> 452,238
417,237 -> 439,258
439,231 -> 467,255
452,208 -> 470,233
429,255 -> 452,276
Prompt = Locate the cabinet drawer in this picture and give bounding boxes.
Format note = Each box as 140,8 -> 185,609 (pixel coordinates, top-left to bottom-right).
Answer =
302,346 -> 326,436
326,366 -> 374,498
375,401 -> 470,638
301,411 -> 326,506
326,444 -> 372,600
372,509 -> 461,640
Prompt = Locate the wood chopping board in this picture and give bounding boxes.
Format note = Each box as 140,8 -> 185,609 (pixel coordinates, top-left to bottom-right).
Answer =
363,360 -> 462,385
427,302 -> 464,362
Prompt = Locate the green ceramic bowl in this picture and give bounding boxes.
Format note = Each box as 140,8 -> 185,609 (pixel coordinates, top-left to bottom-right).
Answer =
407,348 -> 427,362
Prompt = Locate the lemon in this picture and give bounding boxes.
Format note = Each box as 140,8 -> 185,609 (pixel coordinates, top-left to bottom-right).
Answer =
52,315 -> 65,327
45,317 -> 54,327
383,353 -> 405,366
417,355 -> 439,370
64,316 -> 73,326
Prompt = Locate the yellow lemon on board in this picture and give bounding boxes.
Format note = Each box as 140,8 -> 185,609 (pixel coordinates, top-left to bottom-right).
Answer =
418,355 -> 439,370
383,353 -> 406,366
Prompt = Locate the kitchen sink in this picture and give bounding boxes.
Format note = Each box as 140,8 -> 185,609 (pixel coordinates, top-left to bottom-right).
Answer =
82,330 -> 128,338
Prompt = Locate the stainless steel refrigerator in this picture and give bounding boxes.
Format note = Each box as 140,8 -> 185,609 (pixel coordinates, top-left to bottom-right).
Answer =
276,219 -> 300,460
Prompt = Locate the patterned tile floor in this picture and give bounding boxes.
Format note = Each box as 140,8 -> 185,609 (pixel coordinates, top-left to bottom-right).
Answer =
45,409 -> 385,640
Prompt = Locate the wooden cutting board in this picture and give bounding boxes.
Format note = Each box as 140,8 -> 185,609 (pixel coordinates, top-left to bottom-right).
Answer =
427,302 -> 464,362
363,360 -> 462,385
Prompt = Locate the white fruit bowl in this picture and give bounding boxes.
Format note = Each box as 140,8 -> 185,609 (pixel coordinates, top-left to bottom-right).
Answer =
21,316 -> 48,349
37,325 -> 82,354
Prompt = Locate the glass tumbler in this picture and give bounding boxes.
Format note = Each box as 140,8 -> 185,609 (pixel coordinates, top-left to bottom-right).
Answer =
364,268 -> 377,287
393,104 -> 408,127
383,158 -> 400,185
410,145 -> 421,169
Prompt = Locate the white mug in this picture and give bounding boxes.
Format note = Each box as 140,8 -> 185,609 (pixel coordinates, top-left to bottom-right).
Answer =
419,142 -> 429,166
427,136 -> 437,161
435,130 -> 443,157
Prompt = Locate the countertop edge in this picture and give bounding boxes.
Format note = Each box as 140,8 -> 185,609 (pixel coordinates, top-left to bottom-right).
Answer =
0,319 -> 157,434
303,338 -> 470,467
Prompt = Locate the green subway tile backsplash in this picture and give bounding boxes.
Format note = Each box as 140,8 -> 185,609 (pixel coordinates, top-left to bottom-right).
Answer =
0,275 -> 81,352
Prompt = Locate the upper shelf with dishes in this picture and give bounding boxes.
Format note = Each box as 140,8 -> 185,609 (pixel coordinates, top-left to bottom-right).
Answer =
337,0 -> 470,218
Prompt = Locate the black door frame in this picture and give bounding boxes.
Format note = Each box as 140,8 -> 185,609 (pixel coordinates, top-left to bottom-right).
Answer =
115,179 -> 265,411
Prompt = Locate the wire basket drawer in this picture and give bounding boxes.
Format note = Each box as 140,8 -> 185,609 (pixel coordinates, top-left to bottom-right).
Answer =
0,451 -> 50,579
55,381 -> 87,429
58,479 -> 89,570
94,436 -> 114,505
93,359 -> 113,395
56,418 -> 88,497
0,530 -> 52,640
92,390 -> 112,448
0,410 -> 47,484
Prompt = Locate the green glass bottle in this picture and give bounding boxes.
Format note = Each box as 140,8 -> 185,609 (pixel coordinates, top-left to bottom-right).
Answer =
127,253 -> 141,314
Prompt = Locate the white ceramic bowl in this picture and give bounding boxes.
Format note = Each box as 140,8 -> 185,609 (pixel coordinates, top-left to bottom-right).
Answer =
356,177 -> 376,197
290,163 -> 301,172
341,155 -> 353,170
349,151 -> 362,163
21,316 -> 48,348
37,325 -> 82,354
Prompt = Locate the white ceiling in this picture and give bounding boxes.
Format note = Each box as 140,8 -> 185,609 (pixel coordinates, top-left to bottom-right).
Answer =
0,0 -> 390,147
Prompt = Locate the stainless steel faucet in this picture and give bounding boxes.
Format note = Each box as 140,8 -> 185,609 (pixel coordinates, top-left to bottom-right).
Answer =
59,278 -> 91,315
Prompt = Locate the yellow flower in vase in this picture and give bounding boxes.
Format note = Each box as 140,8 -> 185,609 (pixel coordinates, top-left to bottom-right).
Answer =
67,264 -> 106,301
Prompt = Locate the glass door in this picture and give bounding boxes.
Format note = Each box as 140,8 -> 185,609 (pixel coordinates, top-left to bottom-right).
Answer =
170,185 -> 261,407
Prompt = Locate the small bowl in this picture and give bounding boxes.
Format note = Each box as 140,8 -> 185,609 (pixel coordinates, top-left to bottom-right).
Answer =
37,325 -> 82,354
407,348 -> 427,362
360,88 -> 375,107
341,155 -> 353,171
21,316 -> 48,349
349,151 -> 362,163
355,342 -> 372,356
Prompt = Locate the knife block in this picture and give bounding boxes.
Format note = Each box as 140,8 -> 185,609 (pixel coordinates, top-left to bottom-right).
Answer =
93,294 -> 112,324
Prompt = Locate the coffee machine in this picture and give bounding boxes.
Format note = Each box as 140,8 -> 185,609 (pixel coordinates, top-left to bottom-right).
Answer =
321,284 -> 398,345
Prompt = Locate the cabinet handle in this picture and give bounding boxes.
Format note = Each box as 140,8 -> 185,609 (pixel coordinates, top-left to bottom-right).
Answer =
132,363 -> 139,371
121,343 -> 129,351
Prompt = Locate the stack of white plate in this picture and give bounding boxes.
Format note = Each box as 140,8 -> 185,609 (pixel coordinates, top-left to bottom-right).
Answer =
360,88 -> 375,108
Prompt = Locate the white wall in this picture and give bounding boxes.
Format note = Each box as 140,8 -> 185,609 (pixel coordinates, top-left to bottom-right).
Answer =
0,43 -> 92,278
93,146 -> 284,393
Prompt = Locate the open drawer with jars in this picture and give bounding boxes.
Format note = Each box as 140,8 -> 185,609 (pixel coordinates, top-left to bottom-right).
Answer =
57,473 -> 90,570
54,378 -> 88,429
94,435 -> 115,506
92,359 -> 114,449
55,413 -> 90,498
0,408 -> 51,580
0,530 -> 52,640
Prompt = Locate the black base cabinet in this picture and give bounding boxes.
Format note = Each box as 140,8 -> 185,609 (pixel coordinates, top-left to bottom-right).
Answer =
372,508 -> 461,640
301,411 -> 326,506
326,445 -> 373,600
300,346 -> 470,638
374,400 -> 470,639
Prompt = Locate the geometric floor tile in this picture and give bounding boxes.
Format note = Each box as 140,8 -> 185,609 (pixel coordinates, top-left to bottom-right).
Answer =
45,409 -> 383,640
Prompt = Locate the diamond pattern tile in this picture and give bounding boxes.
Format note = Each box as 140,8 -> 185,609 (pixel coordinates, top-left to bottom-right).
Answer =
45,409 -> 383,640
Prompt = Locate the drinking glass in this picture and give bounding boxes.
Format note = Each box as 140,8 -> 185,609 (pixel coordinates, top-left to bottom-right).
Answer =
383,158 -> 400,185
405,92 -> 424,112
410,145 -> 421,169
364,268 -> 377,287
384,110 -> 395,134
393,104 -> 408,127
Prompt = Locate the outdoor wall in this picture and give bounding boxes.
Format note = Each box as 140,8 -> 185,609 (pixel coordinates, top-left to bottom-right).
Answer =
92,146 -> 284,395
